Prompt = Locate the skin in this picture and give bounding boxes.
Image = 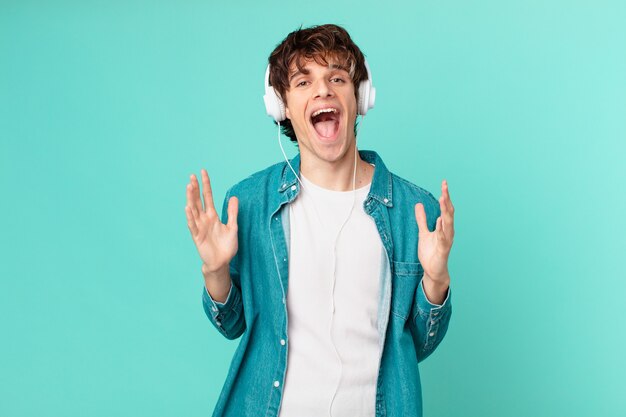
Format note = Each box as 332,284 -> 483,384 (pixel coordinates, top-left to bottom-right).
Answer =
415,181 -> 454,304
283,58 -> 373,191
185,56 -> 454,305
185,170 -> 238,302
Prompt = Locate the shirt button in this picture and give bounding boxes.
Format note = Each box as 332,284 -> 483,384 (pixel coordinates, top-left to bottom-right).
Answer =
280,339 -> 286,346
383,198 -> 389,203
429,332 -> 435,337
273,380 -> 280,388
282,183 -> 286,189
216,321 -> 222,327
433,312 -> 439,316
283,257 -> 287,262
291,185 -> 296,191
211,306 -> 218,312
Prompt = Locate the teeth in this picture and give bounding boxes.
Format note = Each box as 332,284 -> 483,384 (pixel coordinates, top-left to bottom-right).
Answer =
312,108 -> 338,118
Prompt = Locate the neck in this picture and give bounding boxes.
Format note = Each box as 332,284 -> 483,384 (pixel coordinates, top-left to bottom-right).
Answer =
299,141 -> 374,191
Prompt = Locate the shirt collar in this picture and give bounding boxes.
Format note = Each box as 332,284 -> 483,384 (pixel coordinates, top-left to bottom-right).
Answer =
278,149 -> 393,207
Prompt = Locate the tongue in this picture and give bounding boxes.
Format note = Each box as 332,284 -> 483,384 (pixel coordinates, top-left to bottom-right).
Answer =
313,120 -> 339,138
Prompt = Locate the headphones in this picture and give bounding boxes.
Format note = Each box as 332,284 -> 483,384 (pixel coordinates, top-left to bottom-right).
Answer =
263,59 -> 376,122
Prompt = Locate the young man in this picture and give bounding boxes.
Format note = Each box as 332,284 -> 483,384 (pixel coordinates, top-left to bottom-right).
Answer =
185,24 -> 454,417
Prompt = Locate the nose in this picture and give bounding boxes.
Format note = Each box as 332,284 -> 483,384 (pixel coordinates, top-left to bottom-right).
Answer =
313,78 -> 334,99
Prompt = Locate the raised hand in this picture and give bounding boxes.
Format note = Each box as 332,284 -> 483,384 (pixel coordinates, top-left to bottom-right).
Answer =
414,180 -> 455,288
185,169 -> 239,275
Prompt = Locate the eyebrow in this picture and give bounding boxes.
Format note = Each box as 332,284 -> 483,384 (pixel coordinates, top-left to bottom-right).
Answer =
288,70 -> 308,84
288,63 -> 349,84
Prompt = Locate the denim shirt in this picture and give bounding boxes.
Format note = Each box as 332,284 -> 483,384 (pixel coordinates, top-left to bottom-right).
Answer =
202,150 -> 452,417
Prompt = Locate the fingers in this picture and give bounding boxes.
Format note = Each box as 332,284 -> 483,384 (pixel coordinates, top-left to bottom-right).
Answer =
441,179 -> 454,213
414,203 -> 429,234
439,180 -> 455,240
185,205 -> 199,237
201,169 -> 217,215
186,182 -> 200,219
227,196 -> 239,229
189,174 -> 204,215
435,216 -> 443,236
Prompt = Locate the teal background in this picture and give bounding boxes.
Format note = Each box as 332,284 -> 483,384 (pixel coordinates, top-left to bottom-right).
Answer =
1,1 -> 625,416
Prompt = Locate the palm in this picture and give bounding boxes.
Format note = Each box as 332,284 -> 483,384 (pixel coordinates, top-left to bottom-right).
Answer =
417,227 -> 450,279
185,169 -> 239,273
192,207 -> 238,271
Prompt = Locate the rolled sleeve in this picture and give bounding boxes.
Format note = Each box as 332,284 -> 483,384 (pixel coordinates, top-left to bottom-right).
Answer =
202,281 -> 245,340
413,278 -> 452,362
416,278 -> 451,312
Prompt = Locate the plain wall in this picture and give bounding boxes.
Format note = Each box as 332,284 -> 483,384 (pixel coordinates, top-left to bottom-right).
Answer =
1,1 -> 625,416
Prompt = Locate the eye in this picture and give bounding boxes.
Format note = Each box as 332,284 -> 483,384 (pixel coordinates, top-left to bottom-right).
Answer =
295,80 -> 308,87
331,77 -> 345,83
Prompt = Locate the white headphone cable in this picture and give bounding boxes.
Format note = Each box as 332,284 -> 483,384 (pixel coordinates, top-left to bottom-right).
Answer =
276,118 -> 363,417
277,121 -> 305,190
328,118 -> 361,417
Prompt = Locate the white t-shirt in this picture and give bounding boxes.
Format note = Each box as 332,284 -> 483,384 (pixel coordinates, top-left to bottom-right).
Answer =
279,174 -> 384,417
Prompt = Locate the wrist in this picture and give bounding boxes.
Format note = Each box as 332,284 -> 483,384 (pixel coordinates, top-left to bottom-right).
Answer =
423,271 -> 450,290
202,264 -> 232,304
202,263 -> 230,281
422,272 -> 450,305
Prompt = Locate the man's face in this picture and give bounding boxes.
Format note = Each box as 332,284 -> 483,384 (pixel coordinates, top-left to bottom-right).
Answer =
284,56 -> 358,167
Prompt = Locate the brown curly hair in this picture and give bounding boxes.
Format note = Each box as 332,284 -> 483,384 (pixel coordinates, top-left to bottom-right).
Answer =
268,24 -> 368,143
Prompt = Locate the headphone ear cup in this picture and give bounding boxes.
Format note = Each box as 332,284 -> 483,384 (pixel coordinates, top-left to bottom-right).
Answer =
358,80 -> 370,116
264,87 -> 286,122
277,94 -> 286,121
357,60 -> 376,116
264,65 -> 286,122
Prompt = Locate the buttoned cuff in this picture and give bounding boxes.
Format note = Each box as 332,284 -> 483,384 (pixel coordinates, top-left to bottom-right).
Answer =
414,279 -> 452,354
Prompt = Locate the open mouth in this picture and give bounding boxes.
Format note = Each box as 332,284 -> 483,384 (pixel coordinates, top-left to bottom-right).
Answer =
310,107 -> 340,140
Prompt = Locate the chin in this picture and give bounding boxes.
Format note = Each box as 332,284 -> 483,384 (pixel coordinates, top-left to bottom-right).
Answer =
310,130 -> 355,162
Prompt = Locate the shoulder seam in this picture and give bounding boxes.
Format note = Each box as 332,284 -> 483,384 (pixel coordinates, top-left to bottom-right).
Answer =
391,173 -> 437,200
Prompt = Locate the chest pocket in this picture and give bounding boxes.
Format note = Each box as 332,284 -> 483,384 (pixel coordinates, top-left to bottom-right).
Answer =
391,261 -> 424,320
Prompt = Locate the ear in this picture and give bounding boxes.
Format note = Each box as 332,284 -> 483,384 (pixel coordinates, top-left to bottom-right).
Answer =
285,107 -> 291,120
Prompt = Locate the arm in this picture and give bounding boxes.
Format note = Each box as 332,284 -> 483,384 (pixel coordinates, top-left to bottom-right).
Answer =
201,266 -> 246,340
185,170 -> 245,339
413,180 -> 455,361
